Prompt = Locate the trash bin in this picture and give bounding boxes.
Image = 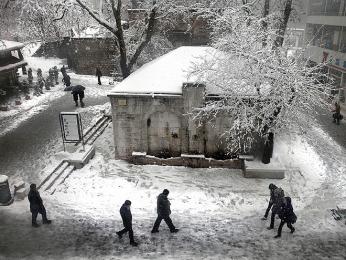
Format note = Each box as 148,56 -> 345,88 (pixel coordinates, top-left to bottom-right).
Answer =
0,175 -> 12,204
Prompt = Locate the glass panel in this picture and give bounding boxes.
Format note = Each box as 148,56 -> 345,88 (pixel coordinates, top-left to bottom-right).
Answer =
325,0 -> 341,15
339,27 -> 346,52
309,0 -> 325,15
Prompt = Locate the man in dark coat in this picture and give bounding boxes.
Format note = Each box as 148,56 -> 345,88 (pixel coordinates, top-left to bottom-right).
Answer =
332,102 -> 341,125
96,67 -> 102,85
275,197 -> 296,238
262,183 -> 277,220
28,183 -> 51,227
151,189 -> 179,233
71,85 -> 85,107
267,186 -> 285,230
116,200 -> 138,246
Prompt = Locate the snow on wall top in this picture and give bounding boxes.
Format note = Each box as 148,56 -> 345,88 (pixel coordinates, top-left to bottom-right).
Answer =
110,46 -> 217,95
0,40 -> 25,53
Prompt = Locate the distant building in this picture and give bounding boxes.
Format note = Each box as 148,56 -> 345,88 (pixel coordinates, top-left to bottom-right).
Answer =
108,47 -> 245,165
0,40 -> 27,87
304,0 -> 346,103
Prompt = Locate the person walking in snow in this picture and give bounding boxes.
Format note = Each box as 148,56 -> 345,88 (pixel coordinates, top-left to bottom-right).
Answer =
262,183 -> 277,220
116,200 -> 138,246
274,196 -> 296,238
28,183 -> 52,227
62,74 -> 71,88
96,67 -> 102,85
27,68 -> 33,86
151,189 -> 179,234
60,65 -> 66,77
266,186 -> 285,230
332,102 -> 341,125
53,66 -> 59,85
71,85 -> 85,107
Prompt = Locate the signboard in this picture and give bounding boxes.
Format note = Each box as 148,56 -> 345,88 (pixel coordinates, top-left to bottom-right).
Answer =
59,112 -> 83,148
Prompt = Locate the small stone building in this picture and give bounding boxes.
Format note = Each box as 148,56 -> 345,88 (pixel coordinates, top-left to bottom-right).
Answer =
0,40 -> 27,87
108,46 -> 236,162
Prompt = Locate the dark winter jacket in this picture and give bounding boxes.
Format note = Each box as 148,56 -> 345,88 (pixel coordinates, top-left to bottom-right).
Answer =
63,75 -> 71,86
272,188 -> 285,213
96,68 -> 102,77
269,185 -> 278,204
120,204 -> 132,228
28,190 -> 43,212
278,197 -> 296,223
157,193 -> 171,217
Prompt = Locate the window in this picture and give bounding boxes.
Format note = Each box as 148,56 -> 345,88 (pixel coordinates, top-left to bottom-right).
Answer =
339,27 -> 346,52
325,0 -> 342,15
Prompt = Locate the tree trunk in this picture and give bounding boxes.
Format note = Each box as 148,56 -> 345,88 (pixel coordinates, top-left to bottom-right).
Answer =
273,0 -> 292,48
261,0 -> 292,164
262,0 -> 270,47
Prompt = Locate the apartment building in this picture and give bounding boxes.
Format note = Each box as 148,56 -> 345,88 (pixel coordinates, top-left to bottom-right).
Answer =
304,0 -> 346,103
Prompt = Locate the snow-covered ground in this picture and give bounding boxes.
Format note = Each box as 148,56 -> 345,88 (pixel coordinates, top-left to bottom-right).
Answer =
1,112 -> 346,259
0,54 -> 115,137
1,48 -> 346,260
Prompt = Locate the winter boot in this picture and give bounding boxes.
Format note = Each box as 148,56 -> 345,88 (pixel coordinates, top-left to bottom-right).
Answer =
75,101 -> 78,107
151,229 -> 159,233
32,223 -> 40,228
290,227 -> 295,233
170,228 -> 179,233
43,219 -> 52,224
130,241 -> 138,247
116,231 -> 122,239
274,234 -> 281,238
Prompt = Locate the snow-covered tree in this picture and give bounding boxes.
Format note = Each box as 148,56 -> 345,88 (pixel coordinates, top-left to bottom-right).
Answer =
190,1 -> 332,163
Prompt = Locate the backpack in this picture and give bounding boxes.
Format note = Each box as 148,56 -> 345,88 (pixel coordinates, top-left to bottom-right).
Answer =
284,196 -> 297,223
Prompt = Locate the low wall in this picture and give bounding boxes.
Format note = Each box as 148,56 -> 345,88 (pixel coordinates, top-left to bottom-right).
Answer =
130,154 -> 242,169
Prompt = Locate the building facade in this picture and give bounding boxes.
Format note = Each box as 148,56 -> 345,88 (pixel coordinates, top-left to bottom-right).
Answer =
108,47 -> 237,162
304,0 -> 346,103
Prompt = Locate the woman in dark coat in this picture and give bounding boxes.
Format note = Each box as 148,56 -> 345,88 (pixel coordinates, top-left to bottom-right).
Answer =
275,197 -> 296,238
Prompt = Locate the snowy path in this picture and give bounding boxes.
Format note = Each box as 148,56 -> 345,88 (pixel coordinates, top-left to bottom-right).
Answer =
1,120 -> 346,260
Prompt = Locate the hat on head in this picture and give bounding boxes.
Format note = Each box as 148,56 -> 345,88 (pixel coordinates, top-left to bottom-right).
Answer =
163,189 -> 169,195
269,183 -> 276,190
124,200 -> 131,205
30,183 -> 36,189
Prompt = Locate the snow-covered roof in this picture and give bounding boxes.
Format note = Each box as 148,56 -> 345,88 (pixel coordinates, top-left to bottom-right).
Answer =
0,40 -> 25,53
0,60 -> 28,72
109,46 -> 217,95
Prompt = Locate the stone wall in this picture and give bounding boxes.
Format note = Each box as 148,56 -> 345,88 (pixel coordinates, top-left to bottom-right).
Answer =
34,38 -> 118,77
66,38 -> 117,76
109,84 -> 238,160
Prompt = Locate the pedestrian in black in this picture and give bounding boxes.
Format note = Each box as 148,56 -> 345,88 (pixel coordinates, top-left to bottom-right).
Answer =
61,65 -> 66,77
266,186 -> 284,230
275,196 -> 296,238
28,183 -> 52,227
96,67 -> 102,85
116,200 -> 138,246
262,183 -> 277,220
62,74 -> 71,87
332,102 -> 341,125
71,85 -> 85,107
151,189 -> 179,233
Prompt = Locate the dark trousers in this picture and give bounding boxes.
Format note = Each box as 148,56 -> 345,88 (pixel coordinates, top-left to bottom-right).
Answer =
31,206 -> 48,224
97,76 -> 101,85
270,211 -> 277,228
73,92 -> 84,102
152,215 -> 175,231
277,220 -> 294,236
118,226 -> 134,242
264,202 -> 273,218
